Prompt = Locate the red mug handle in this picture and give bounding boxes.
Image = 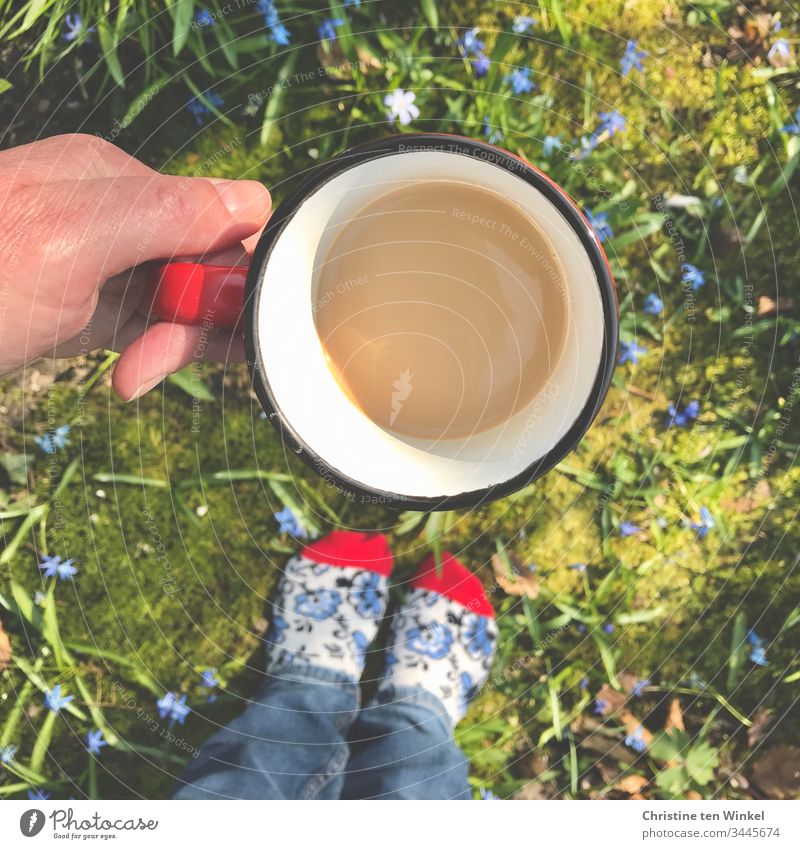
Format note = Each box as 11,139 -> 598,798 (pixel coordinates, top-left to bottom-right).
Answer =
148,262 -> 248,330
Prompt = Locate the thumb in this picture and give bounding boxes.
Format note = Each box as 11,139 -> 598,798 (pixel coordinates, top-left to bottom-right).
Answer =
37,173 -> 270,286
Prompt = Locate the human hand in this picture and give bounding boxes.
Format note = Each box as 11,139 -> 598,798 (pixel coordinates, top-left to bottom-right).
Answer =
0,133 -> 270,399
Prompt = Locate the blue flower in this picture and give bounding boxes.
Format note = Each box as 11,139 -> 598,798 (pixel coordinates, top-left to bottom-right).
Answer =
268,613 -> 289,643
597,110 -> 626,136
274,506 -> 308,538
157,691 -> 190,725
666,400 -> 700,427
631,678 -> 650,697
345,0 -> 361,5
644,293 -> 664,315
352,630 -> 369,667
619,520 -> 640,537
482,116 -> 503,145
62,12 -> 92,42
504,67 -> 536,95
479,786 -> 498,799
187,90 -> 224,126
257,0 -> 290,45
351,571 -> 384,617
690,506 -> 715,538
28,788 -> 51,800
625,725 -> 647,753
200,669 -> 219,689
747,630 -> 769,666
39,554 -> 78,581
603,623 -> 615,634
577,133 -> 601,158
593,698 -> 608,715
681,263 -> 705,290
194,9 -> 214,27
584,208 -> 613,243
1,745 -> 18,764
35,424 -> 71,454
621,39 -> 646,76
472,54 -> 491,77
569,562 -> 587,573
318,17 -> 344,44
576,623 -> 587,634
512,15 -> 536,34
85,728 -> 107,756
579,677 -> 589,689
295,588 -> 341,620
463,614 -> 494,658
768,39 -> 791,63
406,621 -> 453,659
45,684 -> 74,714
542,134 -> 562,157
456,27 -> 485,57
618,340 -> 646,365
781,108 -> 800,134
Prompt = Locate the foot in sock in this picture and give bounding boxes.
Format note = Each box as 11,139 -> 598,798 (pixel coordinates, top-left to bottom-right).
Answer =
379,552 -> 497,725
266,531 -> 394,680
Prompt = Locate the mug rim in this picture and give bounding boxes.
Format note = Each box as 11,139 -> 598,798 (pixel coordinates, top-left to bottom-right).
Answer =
243,132 -> 619,511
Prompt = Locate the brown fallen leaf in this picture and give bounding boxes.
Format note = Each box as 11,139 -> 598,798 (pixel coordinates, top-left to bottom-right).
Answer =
748,709 -> 775,748
491,552 -> 539,599
595,683 -> 629,715
665,697 -> 685,732
616,774 -> 650,795
0,617 -> 11,670
758,295 -> 794,316
751,746 -> 800,799
686,790 -> 703,800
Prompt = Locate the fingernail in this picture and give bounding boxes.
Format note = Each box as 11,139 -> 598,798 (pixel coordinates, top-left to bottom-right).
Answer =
126,376 -> 163,402
212,179 -> 271,225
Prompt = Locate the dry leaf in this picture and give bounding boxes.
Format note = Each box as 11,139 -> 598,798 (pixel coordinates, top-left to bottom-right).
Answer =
751,746 -> 800,799
748,709 -> 775,748
491,552 -> 540,599
579,733 -> 637,764
758,295 -> 794,316
616,774 -> 650,795
665,697 -> 685,732
595,683 -> 629,715
0,617 -> 11,670
686,790 -> 703,800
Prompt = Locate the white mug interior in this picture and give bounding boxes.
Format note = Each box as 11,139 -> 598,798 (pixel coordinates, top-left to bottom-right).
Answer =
253,150 -> 605,501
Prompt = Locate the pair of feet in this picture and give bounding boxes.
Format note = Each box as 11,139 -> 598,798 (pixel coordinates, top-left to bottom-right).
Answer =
265,531 -> 497,726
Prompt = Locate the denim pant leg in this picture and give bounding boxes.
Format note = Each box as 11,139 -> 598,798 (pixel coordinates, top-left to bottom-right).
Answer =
173,663 -> 359,800
341,685 -> 471,799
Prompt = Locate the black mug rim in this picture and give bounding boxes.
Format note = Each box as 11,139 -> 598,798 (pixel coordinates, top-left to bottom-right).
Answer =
243,133 -> 619,512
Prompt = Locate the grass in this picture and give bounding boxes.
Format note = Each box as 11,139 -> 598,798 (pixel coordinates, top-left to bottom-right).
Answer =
1,0 -> 799,800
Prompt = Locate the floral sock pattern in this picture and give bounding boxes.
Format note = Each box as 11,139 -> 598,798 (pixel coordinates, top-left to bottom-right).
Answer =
379,552 -> 497,726
265,531 -> 394,681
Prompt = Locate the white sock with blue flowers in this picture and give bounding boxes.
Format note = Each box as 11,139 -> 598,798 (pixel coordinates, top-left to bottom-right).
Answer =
379,552 -> 497,726
266,531 -> 394,681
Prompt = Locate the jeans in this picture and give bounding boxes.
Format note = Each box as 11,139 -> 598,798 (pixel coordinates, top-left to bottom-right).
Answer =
172,662 -> 471,799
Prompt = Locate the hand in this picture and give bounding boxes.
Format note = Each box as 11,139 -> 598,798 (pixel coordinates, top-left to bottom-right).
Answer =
0,133 -> 271,399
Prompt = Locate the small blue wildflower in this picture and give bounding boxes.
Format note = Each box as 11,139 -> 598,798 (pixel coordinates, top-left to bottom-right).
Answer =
619,520 -> 640,537
681,263 -> 705,290
569,563 -> 587,573
579,677 -> 589,689
644,293 -> 664,315
577,133 -> 601,158
781,108 -> 800,134
621,39 -> 646,76
576,623 -> 587,634
257,0 -> 290,45
768,39 -> 791,63
86,728 -> 107,756
584,208 -> 613,243
618,340 -> 646,365
482,116 -> 503,145
625,725 -> 648,753
187,91 -> 224,126
62,12 -> 91,42
542,134 -> 562,157
39,554 -> 78,581
603,623 -> 615,634
512,15 -> 536,34
35,424 -> 71,454
200,669 -> 219,689
318,17 -> 344,44
384,89 -> 419,126
773,20 -> 782,32
456,27 -> 485,57
593,698 -> 608,715
666,400 -> 700,428
1,745 -> 18,764
45,684 -> 74,714
157,692 -> 190,725
690,506 -> 715,538
504,67 -> 536,95
747,630 -> 769,666
194,9 -> 214,27
479,787 -> 498,799
597,110 -> 627,136
28,788 -> 51,800
631,678 -> 650,697
274,506 -> 308,538
472,54 -> 491,77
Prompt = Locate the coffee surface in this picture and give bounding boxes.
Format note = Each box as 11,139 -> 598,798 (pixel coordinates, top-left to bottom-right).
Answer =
314,180 -> 568,441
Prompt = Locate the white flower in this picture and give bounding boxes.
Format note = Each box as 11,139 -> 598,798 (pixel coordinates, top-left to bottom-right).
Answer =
384,89 -> 419,126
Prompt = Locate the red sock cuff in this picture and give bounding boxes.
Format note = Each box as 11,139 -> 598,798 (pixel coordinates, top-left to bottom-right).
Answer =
301,531 -> 394,576
410,552 -> 494,617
